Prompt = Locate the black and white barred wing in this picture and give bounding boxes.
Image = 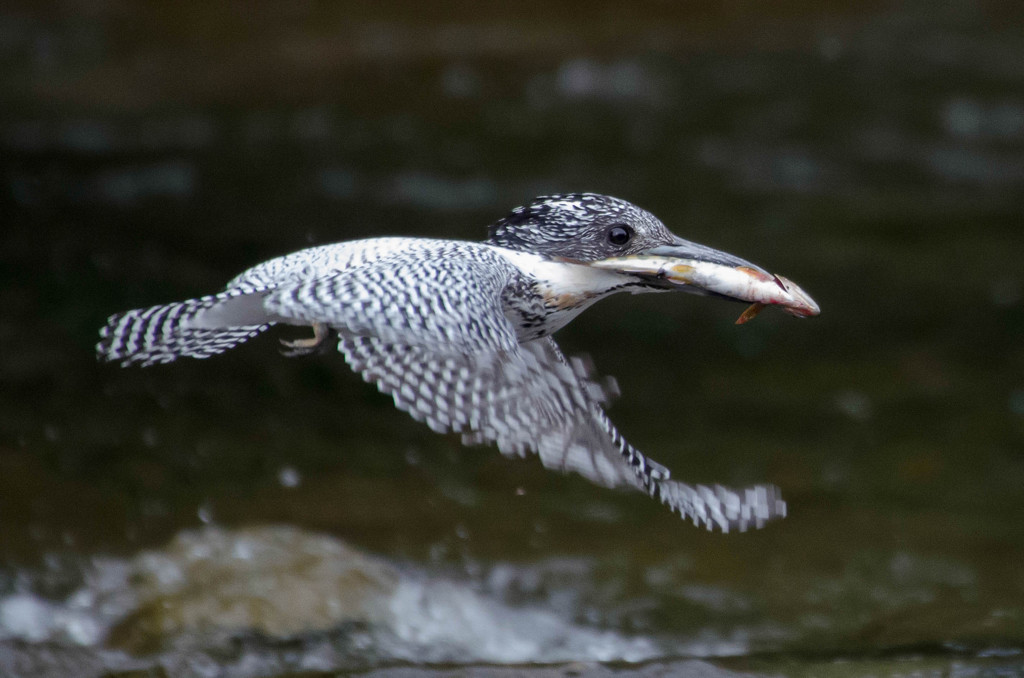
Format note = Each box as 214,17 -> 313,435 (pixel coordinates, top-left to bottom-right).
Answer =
262,253 -> 519,354
257,253 -> 784,530
340,335 -> 785,532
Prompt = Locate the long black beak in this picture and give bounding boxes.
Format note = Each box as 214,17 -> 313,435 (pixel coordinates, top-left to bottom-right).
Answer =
642,236 -> 771,277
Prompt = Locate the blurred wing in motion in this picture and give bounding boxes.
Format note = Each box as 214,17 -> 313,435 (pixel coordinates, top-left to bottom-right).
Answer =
340,334 -> 785,532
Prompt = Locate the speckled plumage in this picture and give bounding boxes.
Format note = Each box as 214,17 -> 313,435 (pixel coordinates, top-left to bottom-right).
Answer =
98,194 -> 786,531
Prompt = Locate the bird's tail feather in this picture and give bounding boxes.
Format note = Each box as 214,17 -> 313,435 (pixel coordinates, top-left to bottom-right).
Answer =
97,294 -> 270,367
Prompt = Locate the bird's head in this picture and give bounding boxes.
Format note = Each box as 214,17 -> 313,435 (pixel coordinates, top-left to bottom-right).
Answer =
487,193 -> 820,322
487,193 -> 677,261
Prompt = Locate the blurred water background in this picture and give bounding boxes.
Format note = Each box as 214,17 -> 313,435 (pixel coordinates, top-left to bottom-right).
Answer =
2,2 -> 1023,677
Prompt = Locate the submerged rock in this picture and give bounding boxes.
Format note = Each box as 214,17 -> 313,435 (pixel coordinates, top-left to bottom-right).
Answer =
0,524 -> 662,672
108,525 -> 400,650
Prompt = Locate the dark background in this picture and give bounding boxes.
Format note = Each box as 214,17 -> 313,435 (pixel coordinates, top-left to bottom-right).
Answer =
1,2 -> 1023,676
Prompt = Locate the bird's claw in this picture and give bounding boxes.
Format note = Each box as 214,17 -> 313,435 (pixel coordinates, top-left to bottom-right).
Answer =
279,322 -> 329,357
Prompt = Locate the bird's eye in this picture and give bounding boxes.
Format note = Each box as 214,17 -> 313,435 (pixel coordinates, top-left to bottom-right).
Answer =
607,225 -> 633,246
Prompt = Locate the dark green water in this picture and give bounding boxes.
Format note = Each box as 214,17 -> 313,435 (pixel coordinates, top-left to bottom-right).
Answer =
2,3 -> 1023,676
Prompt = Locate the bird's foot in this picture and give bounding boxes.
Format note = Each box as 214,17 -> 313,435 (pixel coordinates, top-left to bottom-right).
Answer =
280,322 -> 330,357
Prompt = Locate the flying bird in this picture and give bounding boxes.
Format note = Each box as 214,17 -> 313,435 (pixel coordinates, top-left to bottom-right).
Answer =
97,193 -> 819,531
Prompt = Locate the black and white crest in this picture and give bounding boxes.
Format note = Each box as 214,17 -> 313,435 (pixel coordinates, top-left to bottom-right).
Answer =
486,193 -> 676,261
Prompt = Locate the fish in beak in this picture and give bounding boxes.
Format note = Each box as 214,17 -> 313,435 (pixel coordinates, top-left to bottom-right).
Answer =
589,237 -> 820,324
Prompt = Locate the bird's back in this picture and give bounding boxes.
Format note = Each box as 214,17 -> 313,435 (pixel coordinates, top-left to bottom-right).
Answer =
97,236 -> 524,366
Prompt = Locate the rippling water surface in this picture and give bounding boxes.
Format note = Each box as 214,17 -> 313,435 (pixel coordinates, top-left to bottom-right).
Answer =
2,3 -> 1023,677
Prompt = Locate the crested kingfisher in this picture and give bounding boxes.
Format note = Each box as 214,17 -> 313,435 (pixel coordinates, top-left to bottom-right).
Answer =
97,193 -> 819,532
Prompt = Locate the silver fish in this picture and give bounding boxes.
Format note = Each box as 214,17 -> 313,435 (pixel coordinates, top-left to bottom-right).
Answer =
589,255 -> 820,324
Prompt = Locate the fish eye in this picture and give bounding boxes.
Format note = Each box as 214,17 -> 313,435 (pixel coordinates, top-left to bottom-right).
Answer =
607,225 -> 633,246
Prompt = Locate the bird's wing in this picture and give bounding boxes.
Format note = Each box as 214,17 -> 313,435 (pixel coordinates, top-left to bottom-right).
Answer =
340,334 -> 785,532
263,253 -> 519,354
262,252 -> 784,530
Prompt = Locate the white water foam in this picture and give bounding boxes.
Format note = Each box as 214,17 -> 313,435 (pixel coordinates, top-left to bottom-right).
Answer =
0,525 -> 664,667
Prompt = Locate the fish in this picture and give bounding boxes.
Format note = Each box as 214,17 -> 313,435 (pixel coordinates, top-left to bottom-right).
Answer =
589,256 -> 820,324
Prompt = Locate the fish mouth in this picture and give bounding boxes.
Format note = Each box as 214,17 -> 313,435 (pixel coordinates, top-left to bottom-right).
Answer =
588,237 -> 821,323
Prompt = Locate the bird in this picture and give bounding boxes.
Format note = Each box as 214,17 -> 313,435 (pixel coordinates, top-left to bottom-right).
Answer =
97,193 -> 819,532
